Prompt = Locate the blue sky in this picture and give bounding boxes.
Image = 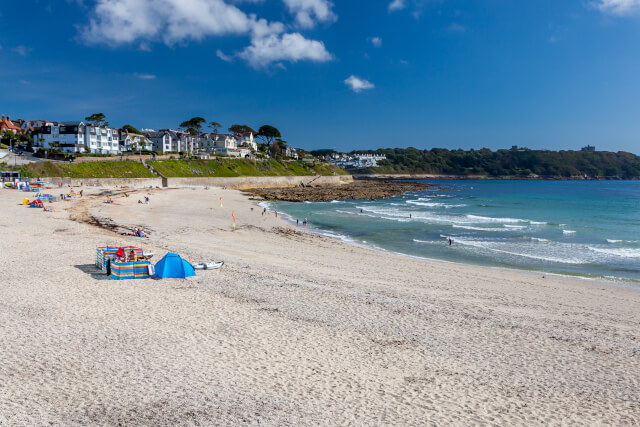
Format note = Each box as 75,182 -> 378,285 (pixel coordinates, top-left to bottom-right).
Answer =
1,0 -> 639,153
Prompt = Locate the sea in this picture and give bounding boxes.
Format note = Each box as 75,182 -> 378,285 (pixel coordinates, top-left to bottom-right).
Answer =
267,180 -> 640,284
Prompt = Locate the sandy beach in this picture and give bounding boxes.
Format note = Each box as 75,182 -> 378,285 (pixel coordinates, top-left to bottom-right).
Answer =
1,185 -> 639,426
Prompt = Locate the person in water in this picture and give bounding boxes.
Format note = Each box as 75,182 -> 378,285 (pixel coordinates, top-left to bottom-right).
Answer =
448,237 -> 453,246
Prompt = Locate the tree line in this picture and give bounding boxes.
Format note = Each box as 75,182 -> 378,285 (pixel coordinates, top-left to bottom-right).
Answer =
352,147 -> 640,178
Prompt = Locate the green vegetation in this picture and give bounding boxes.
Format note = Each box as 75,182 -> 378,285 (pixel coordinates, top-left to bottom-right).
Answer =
85,113 -> 108,127
0,161 -> 156,178
122,124 -> 142,134
149,159 -> 347,177
354,148 -> 640,178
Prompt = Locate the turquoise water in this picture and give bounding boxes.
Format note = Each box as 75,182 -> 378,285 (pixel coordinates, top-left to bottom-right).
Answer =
269,180 -> 640,283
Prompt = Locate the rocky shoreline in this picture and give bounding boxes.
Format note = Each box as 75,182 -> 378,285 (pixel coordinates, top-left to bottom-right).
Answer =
249,179 -> 431,202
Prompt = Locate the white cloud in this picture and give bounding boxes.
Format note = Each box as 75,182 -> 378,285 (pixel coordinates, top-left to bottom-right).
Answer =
216,49 -> 234,62
370,36 -> 382,47
239,32 -> 332,68
134,73 -> 156,79
344,75 -> 374,93
79,0 -> 333,69
12,45 -> 31,56
388,0 -> 406,12
282,0 -> 336,28
596,0 -> 640,15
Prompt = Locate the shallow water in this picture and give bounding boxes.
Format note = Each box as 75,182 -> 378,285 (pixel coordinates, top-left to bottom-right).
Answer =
270,180 -> 640,283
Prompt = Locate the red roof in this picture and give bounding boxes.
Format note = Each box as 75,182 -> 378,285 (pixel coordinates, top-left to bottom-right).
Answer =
0,115 -> 24,134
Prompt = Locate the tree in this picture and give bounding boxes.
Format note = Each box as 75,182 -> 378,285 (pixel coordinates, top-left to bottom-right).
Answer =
269,139 -> 283,157
209,121 -> 222,134
257,125 -> 281,146
85,113 -> 109,127
122,124 -> 142,134
228,124 -> 256,136
180,117 -> 206,136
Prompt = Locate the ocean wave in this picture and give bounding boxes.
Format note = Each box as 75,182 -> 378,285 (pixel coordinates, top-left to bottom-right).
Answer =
588,247 -> 640,259
406,200 -> 446,207
529,237 -> 550,242
452,225 -> 508,232
466,214 -> 527,224
503,225 -> 527,229
453,238 -> 584,264
563,230 -> 576,235
607,239 -> 622,243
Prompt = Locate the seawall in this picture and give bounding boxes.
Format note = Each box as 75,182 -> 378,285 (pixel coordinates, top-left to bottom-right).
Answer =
42,175 -> 353,189
166,175 -> 353,189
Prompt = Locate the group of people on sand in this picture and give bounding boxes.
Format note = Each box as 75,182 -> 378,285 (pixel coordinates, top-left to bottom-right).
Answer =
122,227 -> 150,238
138,196 -> 150,204
115,250 -> 149,263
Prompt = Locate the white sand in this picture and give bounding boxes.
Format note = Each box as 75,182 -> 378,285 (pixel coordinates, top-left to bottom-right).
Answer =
1,186 -> 639,425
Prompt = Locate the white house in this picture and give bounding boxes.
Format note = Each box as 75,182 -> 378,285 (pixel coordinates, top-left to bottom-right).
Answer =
32,121 -> 121,154
237,132 -> 257,151
147,130 -> 174,153
120,130 -> 153,152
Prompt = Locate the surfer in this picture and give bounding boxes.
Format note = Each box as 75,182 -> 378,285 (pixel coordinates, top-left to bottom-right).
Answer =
448,237 -> 453,246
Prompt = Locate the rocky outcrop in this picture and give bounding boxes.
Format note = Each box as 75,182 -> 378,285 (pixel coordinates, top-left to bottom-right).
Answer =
249,180 -> 431,202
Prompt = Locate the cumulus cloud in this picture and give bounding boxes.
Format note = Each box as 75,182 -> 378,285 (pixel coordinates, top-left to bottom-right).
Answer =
344,75 -> 374,93
134,73 -> 156,79
282,0 -> 336,28
370,36 -> 382,47
596,0 -> 640,15
388,0 -> 406,12
239,32 -> 332,68
78,0 -> 333,68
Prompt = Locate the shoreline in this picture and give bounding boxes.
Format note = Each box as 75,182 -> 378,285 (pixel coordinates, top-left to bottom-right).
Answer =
2,185 -> 640,425
353,174 -> 640,181
261,200 -> 640,289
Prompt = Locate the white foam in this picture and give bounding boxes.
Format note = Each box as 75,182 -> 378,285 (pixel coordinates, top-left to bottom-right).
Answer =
504,225 -> 526,229
563,230 -> 576,235
466,214 -> 525,224
452,225 -> 508,232
454,238 -> 584,264
588,247 -> 640,259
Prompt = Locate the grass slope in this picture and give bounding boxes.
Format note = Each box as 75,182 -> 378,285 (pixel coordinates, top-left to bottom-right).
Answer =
148,159 -> 347,177
0,161 -> 156,178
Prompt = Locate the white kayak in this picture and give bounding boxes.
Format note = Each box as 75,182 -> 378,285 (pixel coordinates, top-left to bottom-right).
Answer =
193,261 -> 224,270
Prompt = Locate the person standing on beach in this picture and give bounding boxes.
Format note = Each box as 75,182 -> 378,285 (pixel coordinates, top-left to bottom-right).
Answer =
303,218 -> 307,226
296,219 -> 299,225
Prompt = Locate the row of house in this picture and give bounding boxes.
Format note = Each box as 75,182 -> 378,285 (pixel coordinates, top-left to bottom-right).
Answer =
3,113 -> 299,159
12,118 -> 259,157
329,153 -> 386,169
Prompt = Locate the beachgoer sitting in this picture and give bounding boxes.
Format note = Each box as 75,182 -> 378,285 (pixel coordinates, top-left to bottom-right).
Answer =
128,250 -> 136,262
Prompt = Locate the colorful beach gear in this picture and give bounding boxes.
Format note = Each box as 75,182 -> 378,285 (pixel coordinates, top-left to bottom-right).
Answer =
153,253 -> 196,279
109,259 -> 152,280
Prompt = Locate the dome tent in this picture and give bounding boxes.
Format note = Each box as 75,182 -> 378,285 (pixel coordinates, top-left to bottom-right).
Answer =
154,252 -> 196,279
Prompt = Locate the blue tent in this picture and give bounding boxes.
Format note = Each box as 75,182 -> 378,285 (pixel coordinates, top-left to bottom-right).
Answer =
154,252 -> 196,279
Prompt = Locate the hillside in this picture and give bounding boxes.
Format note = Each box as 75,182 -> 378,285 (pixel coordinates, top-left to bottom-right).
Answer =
1,159 -> 347,179
0,161 -> 156,178
147,159 -> 347,177
353,148 -> 640,178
